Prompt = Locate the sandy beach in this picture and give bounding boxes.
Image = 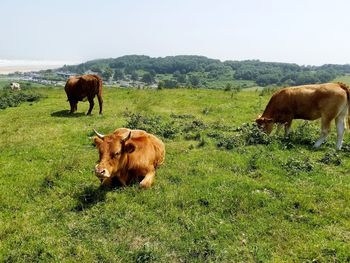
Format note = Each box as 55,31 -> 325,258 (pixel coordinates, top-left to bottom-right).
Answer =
0,59 -> 80,75
0,64 -> 64,74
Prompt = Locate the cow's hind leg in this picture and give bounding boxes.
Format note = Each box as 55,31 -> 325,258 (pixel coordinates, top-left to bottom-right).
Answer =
69,101 -> 77,113
314,117 -> 331,148
87,97 -> 95,115
335,105 -> 348,150
97,95 -> 103,114
335,116 -> 345,150
139,170 -> 155,189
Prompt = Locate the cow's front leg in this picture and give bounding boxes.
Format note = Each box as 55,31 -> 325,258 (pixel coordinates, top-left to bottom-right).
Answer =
139,170 -> 155,189
69,101 -> 77,113
284,121 -> 292,136
87,97 -> 95,115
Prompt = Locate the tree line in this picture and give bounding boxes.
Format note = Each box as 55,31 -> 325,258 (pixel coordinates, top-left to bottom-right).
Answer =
60,55 -> 350,88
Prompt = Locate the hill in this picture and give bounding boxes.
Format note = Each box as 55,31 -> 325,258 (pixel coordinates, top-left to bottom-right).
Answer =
58,55 -> 350,88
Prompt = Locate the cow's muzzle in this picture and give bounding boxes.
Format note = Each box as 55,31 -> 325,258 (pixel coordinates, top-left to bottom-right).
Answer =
95,164 -> 111,178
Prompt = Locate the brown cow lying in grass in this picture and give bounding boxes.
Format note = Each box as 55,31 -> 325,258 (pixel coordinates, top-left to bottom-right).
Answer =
93,128 -> 165,188
256,82 -> 350,150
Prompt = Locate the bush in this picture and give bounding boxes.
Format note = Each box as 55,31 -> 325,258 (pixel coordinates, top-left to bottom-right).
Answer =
279,122 -> 316,149
318,151 -> 341,166
0,90 -> 43,110
216,136 -> 239,150
239,123 -> 272,145
282,157 -> 314,175
216,123 -> 271,150
124,112 -> 179,139
182,119 -> 207,133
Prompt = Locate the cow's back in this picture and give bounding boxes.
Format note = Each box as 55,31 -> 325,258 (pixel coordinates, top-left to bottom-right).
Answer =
65,74 -> 102,101
264,83 -> 348,121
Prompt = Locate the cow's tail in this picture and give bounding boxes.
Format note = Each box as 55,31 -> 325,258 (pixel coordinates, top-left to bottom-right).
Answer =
92,74 -> 103,96
338,82 -> 350,129
98,76 -> 103,96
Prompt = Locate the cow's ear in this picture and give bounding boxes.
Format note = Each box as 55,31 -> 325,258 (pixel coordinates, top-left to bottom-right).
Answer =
121,131 -> 131,143
93,136 -> 103,146
123,142 -> 136,154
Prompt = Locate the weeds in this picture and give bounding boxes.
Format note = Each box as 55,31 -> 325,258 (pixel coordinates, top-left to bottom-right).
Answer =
188,238 -> 217,262
0,90 -> 43,109
318,151 -> 341,166
282,157 -> 314,175
134,244 -> 157,263
241,123 -> 272,145
277,122 -> 318,150
247,153 -> 260,172
216,123 -> 271,149
124,112 -> 179,139
182,119 -> 207,133
170,113 -> 194,119
259,86 -> 279,96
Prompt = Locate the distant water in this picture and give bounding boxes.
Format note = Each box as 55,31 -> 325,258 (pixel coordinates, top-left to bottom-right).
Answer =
0,59 -> 80,74
0,59 -> 80,67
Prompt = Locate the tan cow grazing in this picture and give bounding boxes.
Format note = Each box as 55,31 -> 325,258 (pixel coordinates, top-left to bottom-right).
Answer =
93,128 -> 165,188
64,74 -> 103,115
256,82 -> 350,150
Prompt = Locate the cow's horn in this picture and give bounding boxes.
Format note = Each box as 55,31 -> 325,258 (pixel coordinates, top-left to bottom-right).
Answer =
121,131 -> 131,143
93,128 -> 104,139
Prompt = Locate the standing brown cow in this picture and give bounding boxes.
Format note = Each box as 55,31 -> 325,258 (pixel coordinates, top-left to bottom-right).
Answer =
256,82 -> 350,150
64,74 -> 103,115
93,128 -> 165,188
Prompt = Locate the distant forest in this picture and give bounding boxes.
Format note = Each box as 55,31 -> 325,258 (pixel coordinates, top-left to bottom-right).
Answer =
60,55 -> 350,88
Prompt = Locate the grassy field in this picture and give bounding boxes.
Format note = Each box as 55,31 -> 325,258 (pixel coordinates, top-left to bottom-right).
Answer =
0,86 -> 350,262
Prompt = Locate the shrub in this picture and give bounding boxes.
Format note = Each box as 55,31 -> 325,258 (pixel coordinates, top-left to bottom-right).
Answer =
0,90 -> 43,110
318,151 -> 341,166
184,132 -> 201,141
215,123 -> 271,150
124,112 -> 179,139
239,123 -> 272,145
282,157 -> 314,175
216,136 -> 239,150
279,122 -> 316,149
182,119 -> 207,133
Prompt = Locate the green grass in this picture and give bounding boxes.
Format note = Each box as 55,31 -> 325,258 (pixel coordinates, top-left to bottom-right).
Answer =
334,74 -> 350,84
1,86 -> 350,262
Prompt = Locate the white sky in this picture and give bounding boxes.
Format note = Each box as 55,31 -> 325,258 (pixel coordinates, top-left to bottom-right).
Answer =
1,0 -> 350,65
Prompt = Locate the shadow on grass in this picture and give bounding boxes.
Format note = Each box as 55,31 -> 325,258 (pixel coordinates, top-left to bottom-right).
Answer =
73,185 -> 109,212
51,110 -> 85,118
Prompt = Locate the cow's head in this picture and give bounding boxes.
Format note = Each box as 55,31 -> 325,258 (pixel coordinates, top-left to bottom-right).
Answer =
93,129 -> 135,182
255,116 -> 274,134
